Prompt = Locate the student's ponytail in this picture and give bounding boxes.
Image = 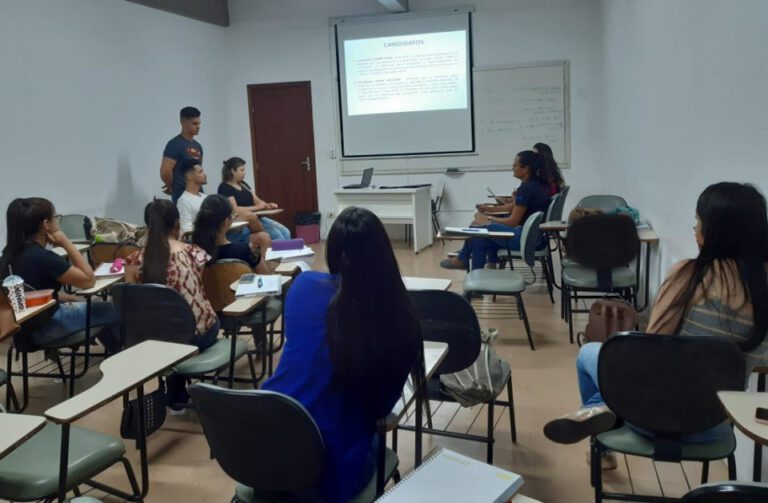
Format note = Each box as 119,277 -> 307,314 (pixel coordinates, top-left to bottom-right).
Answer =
142,200 -> 178,284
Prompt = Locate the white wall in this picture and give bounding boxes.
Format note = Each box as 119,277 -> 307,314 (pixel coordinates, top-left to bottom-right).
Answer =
223,0 -> 606,234
0,0 -> 229,243
600,0 -> 768,281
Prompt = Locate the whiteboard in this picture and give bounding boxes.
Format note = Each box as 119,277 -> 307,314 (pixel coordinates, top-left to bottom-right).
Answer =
339,61 -> 570,175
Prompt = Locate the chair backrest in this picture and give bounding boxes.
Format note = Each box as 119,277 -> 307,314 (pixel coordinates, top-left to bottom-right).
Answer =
407,290 -> 481,375
111,283 -> 196,347
115,242 -> 142,260
681,482 -> 768,502
59,214 -> 91,242
549,185 -> 570,221
599,333 -> 745,438
90,243 -> 119,268
576,194 -> 627,213
566,213 -> 639,277
190,383 -> 325,494
202,259 -> 253,312
519,211 -> 545,267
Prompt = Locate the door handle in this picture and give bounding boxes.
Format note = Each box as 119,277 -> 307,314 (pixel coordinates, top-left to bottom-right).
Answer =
300,156 -> 311,172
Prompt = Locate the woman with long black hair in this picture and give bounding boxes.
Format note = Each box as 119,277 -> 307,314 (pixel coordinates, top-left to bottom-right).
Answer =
192,194 -> 266,273
441,150 -> 551,270
262,206 -> 421,502
533,142 -> 565,196
544,182 -> 768,468
0,198 -> 120,352
125,199 -> 220,412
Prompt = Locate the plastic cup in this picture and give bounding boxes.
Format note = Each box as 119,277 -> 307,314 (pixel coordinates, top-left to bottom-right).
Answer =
2,275 -> 26,314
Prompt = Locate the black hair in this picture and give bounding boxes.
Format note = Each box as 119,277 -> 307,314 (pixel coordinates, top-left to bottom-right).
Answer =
325,207 -> 422,419
221,157 -> 247,184
533,143 -> 565,190
657,182 -> 768,351
178,157 -> 201,181
192,195 -> 232,260
0,198 -> 55,280
142,199 -> 179,285
515,150 -> 547,186
180,107 -> 201,120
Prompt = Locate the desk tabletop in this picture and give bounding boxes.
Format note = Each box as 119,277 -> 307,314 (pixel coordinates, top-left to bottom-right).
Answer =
223,276 -> 292,316
76,275 -> 124,296
13,299 -> 57,325
402,277 -> 452,291
437,230 -> 516,241
718,391 -> 768,446
539,221 -> 660,243
0,414 -> 47,460
387,341 -> 448,425
45,340 -> 198,424
252,208 -> 283,216
51,243 -> 90,258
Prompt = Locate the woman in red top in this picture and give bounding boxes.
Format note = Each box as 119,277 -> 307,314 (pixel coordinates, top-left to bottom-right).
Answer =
125,199 -> 219,412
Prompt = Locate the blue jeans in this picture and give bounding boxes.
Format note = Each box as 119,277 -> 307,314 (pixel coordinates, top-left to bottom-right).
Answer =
167,319 -> 220,407
458,223 -> 522,270
227,227 -> 251,244
576,342 -> 730,443
261,217 -> 291,240
32,301 -> 121,354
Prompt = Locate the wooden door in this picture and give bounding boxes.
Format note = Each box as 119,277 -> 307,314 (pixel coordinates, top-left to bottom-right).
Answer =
247,82 -> 318,234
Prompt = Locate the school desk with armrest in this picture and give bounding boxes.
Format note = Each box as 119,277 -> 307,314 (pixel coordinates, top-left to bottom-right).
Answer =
0,341 -> 197,503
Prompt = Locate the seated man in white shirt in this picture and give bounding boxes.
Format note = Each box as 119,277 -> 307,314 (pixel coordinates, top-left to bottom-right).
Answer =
176,159 -> 270,255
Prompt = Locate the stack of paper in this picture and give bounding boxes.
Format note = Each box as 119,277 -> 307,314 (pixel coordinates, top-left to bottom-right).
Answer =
265,246 -> 316,264
235,275 -> 282,297
378,447 -> 523,503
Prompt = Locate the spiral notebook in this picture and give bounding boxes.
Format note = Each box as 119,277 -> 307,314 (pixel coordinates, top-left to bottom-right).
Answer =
378,447 -> 523,502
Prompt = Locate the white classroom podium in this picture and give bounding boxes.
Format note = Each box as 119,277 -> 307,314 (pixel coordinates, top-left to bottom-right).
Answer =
333,186 -> 433,253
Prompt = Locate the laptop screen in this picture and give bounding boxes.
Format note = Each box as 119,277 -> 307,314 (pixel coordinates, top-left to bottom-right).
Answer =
360,168 -> 374,187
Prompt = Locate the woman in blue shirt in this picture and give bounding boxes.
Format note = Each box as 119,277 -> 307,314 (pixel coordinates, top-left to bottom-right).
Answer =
262,206 -> 421,502
441,150 -> 551,270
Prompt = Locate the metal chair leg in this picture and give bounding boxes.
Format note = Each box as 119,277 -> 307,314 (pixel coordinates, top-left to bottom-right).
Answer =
701,460 -> 709,484
506,376 -> 516,443
486,400 -> 495,464
728,453 -> 737,480
515,293 -> 535,351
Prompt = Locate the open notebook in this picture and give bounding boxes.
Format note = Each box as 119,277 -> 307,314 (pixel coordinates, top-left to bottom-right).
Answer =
379,447 -> 523,502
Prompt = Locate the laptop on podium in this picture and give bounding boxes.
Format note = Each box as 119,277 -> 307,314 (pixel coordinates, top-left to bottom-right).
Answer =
343,168 -> 374,189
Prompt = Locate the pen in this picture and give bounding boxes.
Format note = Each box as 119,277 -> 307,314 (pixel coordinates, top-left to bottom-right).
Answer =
257,277 -> 263,288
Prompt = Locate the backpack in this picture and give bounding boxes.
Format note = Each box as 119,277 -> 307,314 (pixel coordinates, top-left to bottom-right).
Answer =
92,217 -> 146,244
439,328 -> 510,407
579,298 -> 638,345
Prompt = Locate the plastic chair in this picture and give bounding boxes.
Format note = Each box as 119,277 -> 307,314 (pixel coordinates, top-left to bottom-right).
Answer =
562,213 -> 639,344
592,333 -> 745,503
202,259 -> 283,381
190,383 -> 399,503
59,214 -> 91,243
111,284 -> 257,400
549,185 -> 570,222
680,482 -> 768,502
463,212 -> 545,350
398,290 -> 516,464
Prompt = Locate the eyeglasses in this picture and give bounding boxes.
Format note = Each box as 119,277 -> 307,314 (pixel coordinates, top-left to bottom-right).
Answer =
51,214 -> 62,223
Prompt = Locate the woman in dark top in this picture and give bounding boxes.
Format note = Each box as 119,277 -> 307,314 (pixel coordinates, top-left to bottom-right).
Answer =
441,150 -> 552,270
192,194 -> 266,273
0,198 -> 120,353
262,207 -> 421,502
218,157 -> 291,240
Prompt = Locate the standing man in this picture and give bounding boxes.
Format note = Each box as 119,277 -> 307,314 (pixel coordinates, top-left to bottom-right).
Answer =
160,106 -> 203,203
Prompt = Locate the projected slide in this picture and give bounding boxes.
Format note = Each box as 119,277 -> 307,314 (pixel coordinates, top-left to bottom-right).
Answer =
344,31 -> 468,116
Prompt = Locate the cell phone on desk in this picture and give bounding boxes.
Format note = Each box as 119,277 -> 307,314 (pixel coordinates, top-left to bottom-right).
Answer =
756,407 -> 768,425
240,273 -> 256,284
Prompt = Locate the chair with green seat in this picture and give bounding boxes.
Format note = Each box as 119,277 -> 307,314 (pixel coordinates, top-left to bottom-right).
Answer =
0,418 -> 138,502
591,333 -> 745,503
111,284 -> 258,404
202,259 -> 284,381
680,482 -> 768,502
190,383 -> 399,503
562,213 -> 639,344
463,211 -> 544,350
